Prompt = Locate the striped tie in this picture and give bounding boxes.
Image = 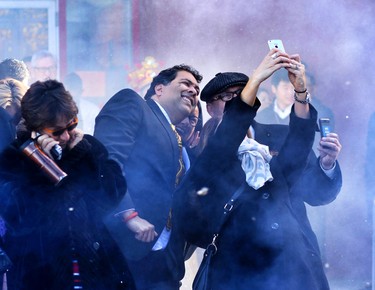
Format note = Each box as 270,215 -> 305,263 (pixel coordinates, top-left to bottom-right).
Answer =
167,125 -> 186,231
171,124 -> 185,186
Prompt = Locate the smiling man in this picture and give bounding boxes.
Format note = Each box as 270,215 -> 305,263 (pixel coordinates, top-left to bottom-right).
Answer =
94,64 -> 202,290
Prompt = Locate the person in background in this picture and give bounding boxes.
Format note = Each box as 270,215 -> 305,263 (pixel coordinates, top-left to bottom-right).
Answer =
255,69 -> 294,125
64,72 -> 100,135
305,71 -> 335,129
30,50 -> 58,83
257,87 -> 274,112
0,78 -> 28,153
0,80 -> 134,289
174,49 -> 342,290
94,64 -> 202,290
0,58 -> 30,85
176,100 -> 203,164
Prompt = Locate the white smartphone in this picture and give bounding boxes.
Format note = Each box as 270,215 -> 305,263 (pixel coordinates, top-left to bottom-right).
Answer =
268,39 -> 286,53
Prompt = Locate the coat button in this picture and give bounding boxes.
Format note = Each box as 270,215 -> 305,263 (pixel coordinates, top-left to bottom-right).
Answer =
93,242 -> 100,250
271,222 -> 279,230
262,192 -> 270,199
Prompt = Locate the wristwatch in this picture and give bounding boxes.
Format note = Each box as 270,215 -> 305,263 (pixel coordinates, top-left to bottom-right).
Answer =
294,91 -> 310,104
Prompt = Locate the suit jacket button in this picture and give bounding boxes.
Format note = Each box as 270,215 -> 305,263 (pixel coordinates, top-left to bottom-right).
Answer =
93,242 -> 100,250
271,222 -> 279,230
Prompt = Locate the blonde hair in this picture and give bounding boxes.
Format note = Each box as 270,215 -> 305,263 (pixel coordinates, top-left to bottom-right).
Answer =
0,78 -> 28,110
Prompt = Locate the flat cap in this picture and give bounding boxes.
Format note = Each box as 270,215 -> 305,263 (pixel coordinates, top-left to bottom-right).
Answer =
200,72 -> 249,102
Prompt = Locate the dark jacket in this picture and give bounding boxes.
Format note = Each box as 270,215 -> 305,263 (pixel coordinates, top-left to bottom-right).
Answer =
0,133 -> 134,290
94,89 -> 181,261
174,97 -> 337,290
0,107 -> 15,153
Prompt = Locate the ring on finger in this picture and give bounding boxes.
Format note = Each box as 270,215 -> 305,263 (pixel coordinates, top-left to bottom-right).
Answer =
271,53 -> 278,60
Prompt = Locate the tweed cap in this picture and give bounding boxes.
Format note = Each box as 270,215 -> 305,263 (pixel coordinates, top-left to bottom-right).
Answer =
200,72 -> 249,102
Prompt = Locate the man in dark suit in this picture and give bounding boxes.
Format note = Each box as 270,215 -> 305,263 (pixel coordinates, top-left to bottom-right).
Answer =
94,64 -> 202,290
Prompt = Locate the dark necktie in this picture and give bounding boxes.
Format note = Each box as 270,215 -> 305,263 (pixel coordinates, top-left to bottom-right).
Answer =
167,124 -> 185,231
171,124 -> 185,187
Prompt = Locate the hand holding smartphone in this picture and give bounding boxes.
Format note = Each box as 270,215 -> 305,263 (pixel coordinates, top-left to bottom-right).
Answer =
268,39 -> 286,53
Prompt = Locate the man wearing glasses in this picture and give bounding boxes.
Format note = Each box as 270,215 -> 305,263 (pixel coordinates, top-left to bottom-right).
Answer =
30,50 -> 58,83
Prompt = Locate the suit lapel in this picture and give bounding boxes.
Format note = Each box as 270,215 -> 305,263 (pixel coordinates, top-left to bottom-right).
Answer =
147,99 -> 180,169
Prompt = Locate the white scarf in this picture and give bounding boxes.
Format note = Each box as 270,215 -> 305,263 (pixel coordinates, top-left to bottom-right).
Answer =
237,137 -> 273,189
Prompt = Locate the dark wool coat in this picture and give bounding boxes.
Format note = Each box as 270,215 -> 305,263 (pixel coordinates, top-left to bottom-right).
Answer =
174,96 -> 341,290
0,134 -> 134,290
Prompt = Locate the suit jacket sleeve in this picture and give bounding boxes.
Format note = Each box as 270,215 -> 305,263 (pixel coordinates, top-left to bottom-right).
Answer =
94,89 -> 144,209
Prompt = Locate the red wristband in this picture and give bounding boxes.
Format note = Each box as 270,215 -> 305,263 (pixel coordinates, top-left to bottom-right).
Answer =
123,211 -> 138,223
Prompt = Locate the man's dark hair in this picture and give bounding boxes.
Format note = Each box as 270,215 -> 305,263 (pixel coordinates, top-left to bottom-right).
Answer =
144,64 -> 202,100
21,80 -> 78,132
0,58 -> 29,83
271,69 -> 290,87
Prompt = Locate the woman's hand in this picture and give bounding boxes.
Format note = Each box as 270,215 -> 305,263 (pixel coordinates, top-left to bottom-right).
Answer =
32,131 -> 60,160
285,54 -> 306,92
318,133 -> 342,170
241,49 -> 295,106
67,128 -> 84,150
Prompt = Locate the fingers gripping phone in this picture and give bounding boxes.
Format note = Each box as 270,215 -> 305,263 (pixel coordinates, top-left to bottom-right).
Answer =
35,133 -> 63,160
319,118 -> 332,138
268,39 -> 286,53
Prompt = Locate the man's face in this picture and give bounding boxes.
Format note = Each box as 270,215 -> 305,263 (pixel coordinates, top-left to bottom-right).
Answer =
258,90 -> 273,109
206,85 -> 243,119
176,105 -> 199,146
271,80 -> 294,110
32,57 -> 57,82
155,70 -> 199,124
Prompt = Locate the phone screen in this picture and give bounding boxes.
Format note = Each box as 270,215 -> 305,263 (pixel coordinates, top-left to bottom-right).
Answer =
268,39 -> 286,53
319,118 -> 331,137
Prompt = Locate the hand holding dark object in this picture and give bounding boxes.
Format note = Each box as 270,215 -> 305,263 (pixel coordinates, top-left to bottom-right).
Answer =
20,138 -> 67,185
318,133 -> 342,170
32,132 -> 62,161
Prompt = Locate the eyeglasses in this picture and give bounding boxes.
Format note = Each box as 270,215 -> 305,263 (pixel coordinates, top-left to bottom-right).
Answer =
43,117 -> 78,137
211,89 -> 242,102
33,66 -> 56,73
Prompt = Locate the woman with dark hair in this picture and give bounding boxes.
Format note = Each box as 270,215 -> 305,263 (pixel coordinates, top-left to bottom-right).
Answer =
0,80 -> 134,289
